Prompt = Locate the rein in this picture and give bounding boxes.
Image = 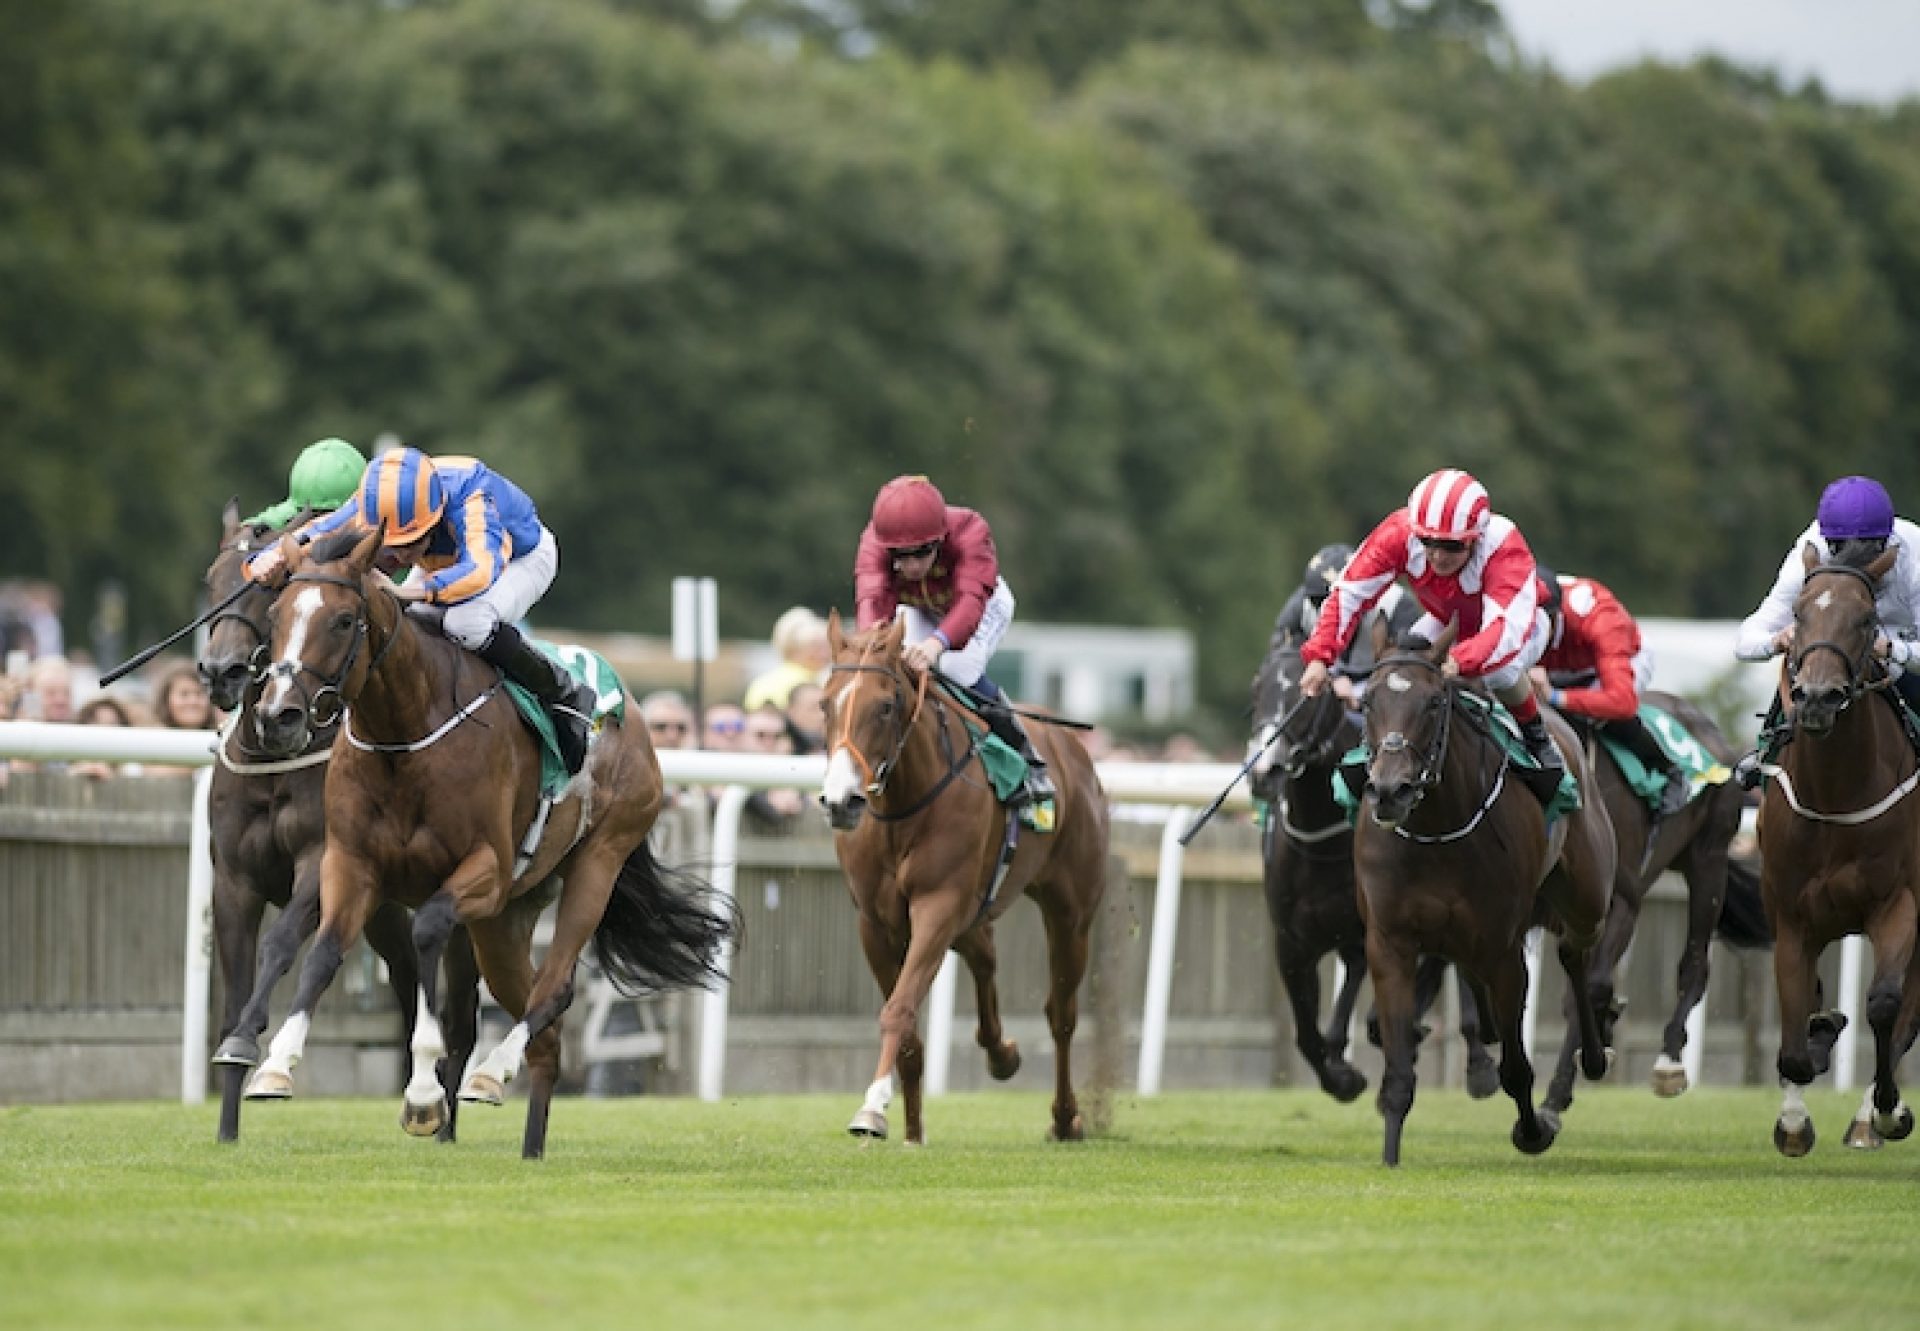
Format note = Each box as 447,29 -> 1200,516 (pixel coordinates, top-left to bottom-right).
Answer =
1364,652 -> 1513,844
1789,563 -> 1886,704
828,652 -> 980,822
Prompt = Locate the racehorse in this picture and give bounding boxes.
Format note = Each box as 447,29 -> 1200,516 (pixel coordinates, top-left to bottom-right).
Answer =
1540,690 -> 1767,1116
225,525 -> 733,1158
1250,636 -> 1499,1102
820,613 -> 1109,1144
1759,545 -> 1920,1155
198,500 -> 480,1145
1355,622 -> 1616,1166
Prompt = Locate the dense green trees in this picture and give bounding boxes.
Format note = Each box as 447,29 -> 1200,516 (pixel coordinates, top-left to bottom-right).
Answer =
6,0 -> 1919,711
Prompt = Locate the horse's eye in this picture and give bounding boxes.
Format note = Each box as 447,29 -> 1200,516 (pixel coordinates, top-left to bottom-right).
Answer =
331,612 -> 355,633
876,698 -> 896,720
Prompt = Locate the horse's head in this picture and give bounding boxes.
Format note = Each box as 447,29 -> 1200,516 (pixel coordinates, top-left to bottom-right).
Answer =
198,499 -> 282,713
1249,635 -> 1348,802
819,611 -> 922,831
1360,620 -> 1459,828
1789,541 -> 1896,737
253,525 -> 387,757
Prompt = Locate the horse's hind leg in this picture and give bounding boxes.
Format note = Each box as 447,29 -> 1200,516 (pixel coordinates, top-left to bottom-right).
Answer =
1037,888 -> 1094,1142
210,871 -> 267,1142
1847,901 -> 1918,1149
953,925 -> 1021,1081
1364,934 -> 1420,1167
363,899 -> 423,1092
435,926 -> 480,1144
1454,967 -> 1499,1099
1659,840 -> 1728,1097
1489,949 -> 1556,1155
1278,941 -> 1364,1103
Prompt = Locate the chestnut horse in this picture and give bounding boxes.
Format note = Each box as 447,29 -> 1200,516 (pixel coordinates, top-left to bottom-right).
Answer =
1759,546 -> 1920,1155
1538,691 -> 1767,1115
1249,636 -> 1499,1101
198,502 -> 480,1144
1355,623 -> 1616,1166
820,614 -> 1108,1144
230,526 -> 732,1158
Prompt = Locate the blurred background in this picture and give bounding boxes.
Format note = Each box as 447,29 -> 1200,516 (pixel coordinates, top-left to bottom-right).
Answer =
5,0 -> 1919,733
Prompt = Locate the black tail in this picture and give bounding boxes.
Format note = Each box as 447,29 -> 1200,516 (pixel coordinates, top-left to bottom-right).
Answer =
592,842 -> 740,994
1715,856 -> 1772,949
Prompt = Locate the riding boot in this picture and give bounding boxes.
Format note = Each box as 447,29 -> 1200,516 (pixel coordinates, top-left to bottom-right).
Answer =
979,696 -> 1055,808
1517,714 -> 1564,775
1733,694 -> 1787,791
1611,715 -> 1691,818
479,623 -> 597,774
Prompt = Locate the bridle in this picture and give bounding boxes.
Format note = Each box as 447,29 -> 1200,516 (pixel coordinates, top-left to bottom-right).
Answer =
260,570 -> 400,748
1789,563 -> 1885,708
205,533 -> 276,679
828,643 -> 977,821
1362,652 -> 1456,804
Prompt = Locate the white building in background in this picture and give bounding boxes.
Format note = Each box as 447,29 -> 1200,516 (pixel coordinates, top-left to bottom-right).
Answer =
991,623 -> 1195,723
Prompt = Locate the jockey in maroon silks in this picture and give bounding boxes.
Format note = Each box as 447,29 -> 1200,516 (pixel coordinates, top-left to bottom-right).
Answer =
1299,468 -> 1563,774
853,475 -> 1053,807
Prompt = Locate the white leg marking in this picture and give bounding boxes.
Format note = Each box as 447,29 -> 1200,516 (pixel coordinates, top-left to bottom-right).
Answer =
861,1075 -> 894,1117
1778,1080 -> 1809,1132
1653,1053 -> 1684,1075
405,988 -> 448,1107
474,1021 -> 531,1087
260,1011 -> 312,1079
822,746 -> 863,808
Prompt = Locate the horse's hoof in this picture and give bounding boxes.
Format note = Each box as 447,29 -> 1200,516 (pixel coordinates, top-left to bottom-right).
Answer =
1513,1113 -> 1558,1156
458,1072 -> 505,1106
1323,1063 -> 1368,1104
1874,1104 -> 1914,1141
987,1039 -> 1022,1081
1774,1118 -> 1816,1158
1581,1046 -> 1613,1082
1049,1113 -> 1086,1143
400,1091 -> 448,1139
1843,1118 -> 1884,1151
211,1035 -> 260,1068
847,1108 -> 888,1140
243,1068 -> 293,1100
1465,1055 -> 1501,1100
1650,1064 -> 1690,1098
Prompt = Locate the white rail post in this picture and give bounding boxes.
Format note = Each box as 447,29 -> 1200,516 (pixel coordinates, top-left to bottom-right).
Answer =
1136,807 -> 1193,1096
179,766 -> 216,1104
924,951 -> 959,1095
1834,933 -> 1865,1091
696,785 -> 751,1102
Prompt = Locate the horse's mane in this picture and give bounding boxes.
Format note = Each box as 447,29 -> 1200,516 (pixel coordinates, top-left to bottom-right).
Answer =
308,529 -> 368,564
1826,539 -> 1888,573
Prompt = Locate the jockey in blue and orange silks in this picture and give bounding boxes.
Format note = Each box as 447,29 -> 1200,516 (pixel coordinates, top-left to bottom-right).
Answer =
1299,468 -> 1563,774
247,448 -> 599,773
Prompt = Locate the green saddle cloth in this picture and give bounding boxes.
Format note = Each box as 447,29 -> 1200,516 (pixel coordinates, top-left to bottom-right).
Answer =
1331,691 -> 1581,826
501,640 -> 628,797
1597,704 -> 1731,812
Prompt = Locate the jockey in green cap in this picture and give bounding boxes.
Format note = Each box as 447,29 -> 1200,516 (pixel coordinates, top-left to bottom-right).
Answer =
243,437 -> 368,530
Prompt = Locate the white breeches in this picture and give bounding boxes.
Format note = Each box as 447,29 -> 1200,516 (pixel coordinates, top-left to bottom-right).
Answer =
897,578 -> 1015,689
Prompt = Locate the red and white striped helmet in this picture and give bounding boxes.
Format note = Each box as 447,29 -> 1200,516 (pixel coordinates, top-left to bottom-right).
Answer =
1406,469 -> 1490,542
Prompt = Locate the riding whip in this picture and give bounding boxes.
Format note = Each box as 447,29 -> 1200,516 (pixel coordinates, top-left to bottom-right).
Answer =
98,582 -> 253,686
1178,694 -> 1312,847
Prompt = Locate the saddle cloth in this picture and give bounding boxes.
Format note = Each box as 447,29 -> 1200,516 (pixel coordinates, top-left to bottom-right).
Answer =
501,640 -> 627,797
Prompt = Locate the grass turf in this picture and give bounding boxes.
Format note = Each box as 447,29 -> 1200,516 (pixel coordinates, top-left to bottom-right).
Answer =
1,1087 -> 1916,1330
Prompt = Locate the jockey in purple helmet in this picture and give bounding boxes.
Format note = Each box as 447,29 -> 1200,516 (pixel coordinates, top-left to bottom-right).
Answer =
1732,475 -> 1920,786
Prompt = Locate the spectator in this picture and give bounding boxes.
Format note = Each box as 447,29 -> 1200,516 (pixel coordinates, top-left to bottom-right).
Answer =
703,702 -> 747,751
1158,732 -> 1211,764
146,662 -> 217,777
785,681 -> 826,755
744,704 -> 806,822
0,675 -> 20,789
743,607 -> 829,713
73,695 -> 138,780
638,690 -> 697,751
24,654 -> 76,724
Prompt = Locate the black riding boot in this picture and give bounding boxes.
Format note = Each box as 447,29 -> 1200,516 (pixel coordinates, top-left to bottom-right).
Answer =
1609,716 -> 1690,818
1733,694 -> 1787,791
1517,714 -> 1564,775
979,697 -> 1055,808
480,623 -> 597,774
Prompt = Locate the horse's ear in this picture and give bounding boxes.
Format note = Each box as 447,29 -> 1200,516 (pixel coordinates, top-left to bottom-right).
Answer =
826,608 -> 846,656
221,496 -> 242,536
1802,540 -> 1824,573
1430,617 -> 1460,661
882,616 -> 907,653
1369,613 -> 1391,663
1868,547 -> 1899,583
262,533 -> 303,588
348,524 -> 384,571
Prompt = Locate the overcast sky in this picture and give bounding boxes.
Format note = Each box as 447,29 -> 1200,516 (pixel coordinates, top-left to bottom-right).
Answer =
1496,0 -> 1920,104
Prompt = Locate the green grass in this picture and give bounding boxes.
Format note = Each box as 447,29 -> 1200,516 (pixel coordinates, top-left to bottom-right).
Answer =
1,1088 -> 1916,1330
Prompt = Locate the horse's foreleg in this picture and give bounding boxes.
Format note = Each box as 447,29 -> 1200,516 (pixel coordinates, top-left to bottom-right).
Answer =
1038,893 -> 1094,1143
953,926 -> 1019,1081
246,856 -> 376,1102
858,892 -> 968,1145
211,871 -> 267,1143
435,927 -> 480,1144
1558,935 -> 1611,1085
1659,849 -> 1725,1096
1491,947 -> 1556,1156
1277,944 -> 1341,1101
1365,933 -> 1420,1168
1452,966 -> 1498,1099
850,913 -> 905,1141
362,898 -> 423,1091
217,870 -> 322,1071
1853,903 -> 1918,1148
399,888 -> 467,1138
1772,925 -> 1820,1156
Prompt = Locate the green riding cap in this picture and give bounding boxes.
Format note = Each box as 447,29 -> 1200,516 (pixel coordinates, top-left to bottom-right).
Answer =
244,437 -> 368,530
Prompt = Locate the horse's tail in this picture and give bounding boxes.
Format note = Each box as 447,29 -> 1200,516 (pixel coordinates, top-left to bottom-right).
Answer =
592,842 -> 740,994
1715,854 -> 1772,949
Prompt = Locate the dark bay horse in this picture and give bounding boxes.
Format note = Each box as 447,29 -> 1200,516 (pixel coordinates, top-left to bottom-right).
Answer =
1250,636 -> 1498,1101
820,613 -> 1108,1144
1356,623 -> 1616,1166
1539,691 -> 1768,1114
1760,546 -> 1920,1155
231,526 -> 732,1158
198,501 -> 479,1144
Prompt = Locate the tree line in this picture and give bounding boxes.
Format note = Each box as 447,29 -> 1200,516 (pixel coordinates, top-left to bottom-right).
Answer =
5,0 -> 1917,710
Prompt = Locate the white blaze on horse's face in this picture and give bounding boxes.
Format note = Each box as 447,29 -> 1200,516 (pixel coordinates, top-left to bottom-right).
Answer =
821,745 -> 863,810
1386,673 -> 1413,693
257,586 -> 326,714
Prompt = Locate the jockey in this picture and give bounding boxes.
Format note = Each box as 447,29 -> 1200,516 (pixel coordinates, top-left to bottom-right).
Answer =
243,437 -> 367,530
248,448 -> 599,773
853,474 -> 1053,808
1270,542 -> 1419,702
1299,468 -> 1562,775
1732,475 -> 1920,787
1532,567 -> 1689,817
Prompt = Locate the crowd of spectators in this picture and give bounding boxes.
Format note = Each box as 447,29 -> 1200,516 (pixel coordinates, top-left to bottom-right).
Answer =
0,651 -> 218,785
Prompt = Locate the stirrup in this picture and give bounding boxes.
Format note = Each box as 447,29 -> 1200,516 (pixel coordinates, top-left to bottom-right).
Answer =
1732,752 -> 1765,791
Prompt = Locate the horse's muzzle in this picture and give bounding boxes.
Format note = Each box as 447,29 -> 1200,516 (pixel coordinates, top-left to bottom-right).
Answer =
1789,686 -> 1846,737
254,701 -> 310,758
1367,781 -> 1416,829
823,793 -> 867,832
199,659 -> 249,714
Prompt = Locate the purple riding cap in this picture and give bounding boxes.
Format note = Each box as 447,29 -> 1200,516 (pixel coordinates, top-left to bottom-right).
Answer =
1818,476 -> 1896,541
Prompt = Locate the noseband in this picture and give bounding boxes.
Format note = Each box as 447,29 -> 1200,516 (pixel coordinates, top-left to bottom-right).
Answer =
262,571 -> 398,741
1790,563 -> 1883,706
828,659 -> 922,798
1363,652 -> 1455,801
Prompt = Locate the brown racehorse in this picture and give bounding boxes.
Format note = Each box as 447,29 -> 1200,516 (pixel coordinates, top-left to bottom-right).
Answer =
1355,623 -> 1616,1166
234,526 -> 733,1158
199,501 -> 480,1145
820,614 -> 1108,1144
1760,545 -> 1920,1155
1541,691 -> 1767,1115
